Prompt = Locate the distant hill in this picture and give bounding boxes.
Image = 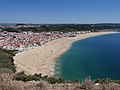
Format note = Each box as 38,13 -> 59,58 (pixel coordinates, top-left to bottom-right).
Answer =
1,23 -> 120,33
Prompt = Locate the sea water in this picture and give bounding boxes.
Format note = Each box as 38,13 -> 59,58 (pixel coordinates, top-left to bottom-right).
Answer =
55,33 -> 120,81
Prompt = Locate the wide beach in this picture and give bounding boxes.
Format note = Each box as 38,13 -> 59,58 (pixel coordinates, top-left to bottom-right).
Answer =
13,32 -> 117,76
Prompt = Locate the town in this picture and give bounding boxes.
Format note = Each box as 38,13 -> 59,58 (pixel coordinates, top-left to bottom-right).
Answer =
0,30 -> 91,52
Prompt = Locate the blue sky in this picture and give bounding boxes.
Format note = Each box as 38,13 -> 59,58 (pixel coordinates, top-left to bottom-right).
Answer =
0,0 -> 120,24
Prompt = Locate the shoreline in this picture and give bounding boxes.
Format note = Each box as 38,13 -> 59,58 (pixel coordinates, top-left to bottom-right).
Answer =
13,32 -> 118,76
50,32 -> 119,77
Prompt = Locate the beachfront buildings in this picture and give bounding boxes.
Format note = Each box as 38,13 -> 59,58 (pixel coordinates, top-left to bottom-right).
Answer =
0,30 -> 91,52
0,31 -> 65,51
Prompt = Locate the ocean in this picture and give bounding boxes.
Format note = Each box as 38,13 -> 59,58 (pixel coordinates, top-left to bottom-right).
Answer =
0,23 -> 15,26
55,33 -> 120,81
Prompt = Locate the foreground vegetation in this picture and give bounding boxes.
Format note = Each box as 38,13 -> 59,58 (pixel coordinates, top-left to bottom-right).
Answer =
14,71 -> 79,84
0,72 -> 120,90
14,71 -> 120,85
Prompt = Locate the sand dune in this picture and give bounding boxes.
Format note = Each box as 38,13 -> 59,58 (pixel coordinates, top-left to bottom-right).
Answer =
13,32 -> 117,76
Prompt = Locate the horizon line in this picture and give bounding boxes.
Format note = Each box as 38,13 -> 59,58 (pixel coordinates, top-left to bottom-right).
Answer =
0,22 -> 120,25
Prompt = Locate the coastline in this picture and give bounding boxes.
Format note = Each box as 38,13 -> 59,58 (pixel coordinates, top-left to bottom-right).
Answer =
13,32 -> 118,76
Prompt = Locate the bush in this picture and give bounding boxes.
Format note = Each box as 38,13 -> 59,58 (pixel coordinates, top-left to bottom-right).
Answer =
14,72 -> 65,84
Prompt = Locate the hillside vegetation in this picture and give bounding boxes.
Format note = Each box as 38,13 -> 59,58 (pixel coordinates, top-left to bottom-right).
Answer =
1,24 -> 120,33
0,49 -> 16,73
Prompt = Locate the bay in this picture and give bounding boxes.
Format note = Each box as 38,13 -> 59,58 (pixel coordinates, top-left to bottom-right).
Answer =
55,33 -> 120,81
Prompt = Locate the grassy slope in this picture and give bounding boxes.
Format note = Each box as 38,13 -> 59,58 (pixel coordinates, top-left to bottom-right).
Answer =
0,49 -> 16,73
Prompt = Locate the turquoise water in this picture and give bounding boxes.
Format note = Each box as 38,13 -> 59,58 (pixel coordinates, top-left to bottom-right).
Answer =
55,33 -> 120,81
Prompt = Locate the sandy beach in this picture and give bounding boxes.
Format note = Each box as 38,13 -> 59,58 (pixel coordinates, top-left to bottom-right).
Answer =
13,32 -> 117,76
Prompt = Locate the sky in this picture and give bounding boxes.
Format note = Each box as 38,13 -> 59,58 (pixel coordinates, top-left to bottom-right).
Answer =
0,0 -> 120,24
